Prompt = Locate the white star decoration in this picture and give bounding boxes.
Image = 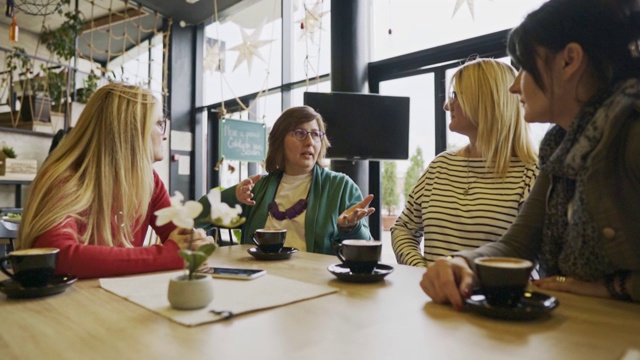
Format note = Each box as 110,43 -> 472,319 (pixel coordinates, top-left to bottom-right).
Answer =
203,42 -> 222,73
452,0 -> 475,19
228,24 -> 275,73
297,2 -> 329,42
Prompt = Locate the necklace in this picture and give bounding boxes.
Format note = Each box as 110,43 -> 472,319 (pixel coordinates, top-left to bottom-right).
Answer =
463,157 -> 470,196
268,199 -> 308,221
462,147 -> 473,197
268,174 -> 311,221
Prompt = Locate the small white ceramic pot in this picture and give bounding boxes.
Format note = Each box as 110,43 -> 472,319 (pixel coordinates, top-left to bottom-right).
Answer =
167,274 -> 214,310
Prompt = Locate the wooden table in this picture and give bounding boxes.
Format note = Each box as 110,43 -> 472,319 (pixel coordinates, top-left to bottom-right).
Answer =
1,245 -> 639,359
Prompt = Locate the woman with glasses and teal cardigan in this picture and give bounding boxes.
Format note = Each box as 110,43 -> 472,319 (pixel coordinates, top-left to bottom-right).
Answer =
199,106 -> 375,254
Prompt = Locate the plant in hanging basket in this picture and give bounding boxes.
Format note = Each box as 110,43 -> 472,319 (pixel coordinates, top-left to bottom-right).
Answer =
40,0 -> 84,62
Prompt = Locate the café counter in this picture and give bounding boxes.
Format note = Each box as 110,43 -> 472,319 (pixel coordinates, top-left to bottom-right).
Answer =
1,245 -> 639,359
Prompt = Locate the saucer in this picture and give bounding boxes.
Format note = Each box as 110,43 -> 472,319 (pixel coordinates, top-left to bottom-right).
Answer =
247,247 -> 298,261
327,263 -> 394,283
464,290 -> 559,321
0,274 -> 78,299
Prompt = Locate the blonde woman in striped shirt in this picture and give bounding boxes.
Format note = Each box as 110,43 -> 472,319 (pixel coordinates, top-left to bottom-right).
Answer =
391,58 -> 539,267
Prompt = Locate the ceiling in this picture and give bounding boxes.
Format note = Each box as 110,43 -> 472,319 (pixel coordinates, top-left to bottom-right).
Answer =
1,0 -> 253,64
134,0 -> 256,26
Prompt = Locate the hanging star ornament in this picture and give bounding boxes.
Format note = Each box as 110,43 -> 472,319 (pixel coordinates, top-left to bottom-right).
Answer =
203,41 -> 222,73
297,1 -> 329,40
297,1 -> 329,42
228,24 -> 275,73
452,0 -> 475,19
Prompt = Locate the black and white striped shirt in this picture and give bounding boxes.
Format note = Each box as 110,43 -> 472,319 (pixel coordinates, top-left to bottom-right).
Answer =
391,151 -> 539,267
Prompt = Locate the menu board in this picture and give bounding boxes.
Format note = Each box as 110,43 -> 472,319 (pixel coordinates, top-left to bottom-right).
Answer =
219,118 -> 267,162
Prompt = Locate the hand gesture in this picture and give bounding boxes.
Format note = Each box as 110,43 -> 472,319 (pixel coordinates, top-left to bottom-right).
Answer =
338,194 -> 376,229
235,174 -> 262,206
420,257 -> 477,311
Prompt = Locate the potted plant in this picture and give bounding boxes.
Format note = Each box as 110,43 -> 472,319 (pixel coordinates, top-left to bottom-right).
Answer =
167,243 -> 217,310
5,47 -> 52,124
76,71 -> 99,104
155,189 -> 245,310
0,146 -> 16,176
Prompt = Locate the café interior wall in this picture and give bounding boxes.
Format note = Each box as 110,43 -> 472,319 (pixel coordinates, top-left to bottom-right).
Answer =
0,24 -> 53,208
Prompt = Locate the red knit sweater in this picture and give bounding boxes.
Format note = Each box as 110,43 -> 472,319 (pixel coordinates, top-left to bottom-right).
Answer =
32,171 -> 184,279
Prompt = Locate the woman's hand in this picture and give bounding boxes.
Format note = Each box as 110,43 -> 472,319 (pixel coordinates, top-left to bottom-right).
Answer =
338,194 -> 376,229
420,257 -> 477,311
533,276 -> 609,298
235,174 -> 262,206
169,228 -> 215,250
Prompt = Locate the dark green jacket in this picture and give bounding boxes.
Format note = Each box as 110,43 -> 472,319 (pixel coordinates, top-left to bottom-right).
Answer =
199,165 -> 372,255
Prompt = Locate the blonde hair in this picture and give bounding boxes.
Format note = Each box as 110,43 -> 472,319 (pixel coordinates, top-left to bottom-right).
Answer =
17,82 -> 159,249
264,106 -> 331,173
449,58 -> 537,178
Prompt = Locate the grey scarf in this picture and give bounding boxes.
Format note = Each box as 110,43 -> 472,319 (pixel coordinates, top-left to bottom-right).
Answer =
538,78 -> 640,280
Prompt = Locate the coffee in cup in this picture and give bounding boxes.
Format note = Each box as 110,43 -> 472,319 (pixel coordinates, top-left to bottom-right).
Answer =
474,257 -> 533,307
336,240 -> 382,274
252,229 -> 286,253
0,248 -> 60,288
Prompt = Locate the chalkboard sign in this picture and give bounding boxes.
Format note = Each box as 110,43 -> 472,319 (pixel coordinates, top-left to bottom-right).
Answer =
219,119 -> 267,162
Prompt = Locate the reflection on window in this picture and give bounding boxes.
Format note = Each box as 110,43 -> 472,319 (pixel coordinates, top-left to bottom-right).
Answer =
203,0 -> 283,106
379,73 -> 435,208
371,0 -> 548,61
292,1 -> 332,82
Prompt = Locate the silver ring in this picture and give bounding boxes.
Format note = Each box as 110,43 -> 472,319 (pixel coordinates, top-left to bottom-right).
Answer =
555,276 -> 566,283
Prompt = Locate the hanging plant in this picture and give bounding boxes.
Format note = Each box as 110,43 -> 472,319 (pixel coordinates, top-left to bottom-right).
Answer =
40,0 -> 84,62
5,47 -> 33,75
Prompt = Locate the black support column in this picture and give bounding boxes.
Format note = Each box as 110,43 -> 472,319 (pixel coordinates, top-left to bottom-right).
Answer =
168,23 -> 201,200
330,0 -> 379,239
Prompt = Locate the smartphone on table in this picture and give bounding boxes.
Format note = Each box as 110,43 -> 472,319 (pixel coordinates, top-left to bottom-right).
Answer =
199,267 -> 266,280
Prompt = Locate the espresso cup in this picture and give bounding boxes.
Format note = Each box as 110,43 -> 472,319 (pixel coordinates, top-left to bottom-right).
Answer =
0,248 -> 60,288
474,257 -> 534,308
336,240 -> 382,274
252,229 -> 286,253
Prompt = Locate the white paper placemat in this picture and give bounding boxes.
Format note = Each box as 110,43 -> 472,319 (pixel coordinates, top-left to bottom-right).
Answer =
99,271 -> 338,327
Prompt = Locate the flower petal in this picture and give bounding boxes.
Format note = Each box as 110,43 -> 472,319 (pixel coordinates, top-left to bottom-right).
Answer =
183,201 -> 204,219
173,216 -> 194,229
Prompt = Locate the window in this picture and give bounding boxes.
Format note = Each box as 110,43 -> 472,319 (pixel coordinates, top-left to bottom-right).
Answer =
371,0 -> 548,61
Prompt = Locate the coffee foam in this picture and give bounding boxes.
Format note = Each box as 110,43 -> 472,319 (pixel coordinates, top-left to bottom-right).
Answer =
475,257 -> 532,269
256,228 -> 286,233
342,240 -> 382,246
10,248 -> 59,256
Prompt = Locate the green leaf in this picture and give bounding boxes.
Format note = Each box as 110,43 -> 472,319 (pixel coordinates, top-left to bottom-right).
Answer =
198,243 -> 217,257
178,248 -> 212,280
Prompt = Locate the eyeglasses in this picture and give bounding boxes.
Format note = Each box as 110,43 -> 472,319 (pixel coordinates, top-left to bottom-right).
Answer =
156,117 -> 168,135
291,128 -> 324,142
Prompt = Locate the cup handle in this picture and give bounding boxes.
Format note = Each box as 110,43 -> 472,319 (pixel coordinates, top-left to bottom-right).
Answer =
336,244 -> 346,263
0,256 -> 15,280
251,233 -> 259,247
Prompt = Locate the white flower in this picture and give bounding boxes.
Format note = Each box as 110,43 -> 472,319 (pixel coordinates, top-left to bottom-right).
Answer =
154,191 -> 203,229
207,188 -> 242,226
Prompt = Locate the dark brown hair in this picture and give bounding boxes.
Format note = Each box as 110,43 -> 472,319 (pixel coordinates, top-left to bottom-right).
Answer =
264,106 -> 331,173
507,0 -> 640,96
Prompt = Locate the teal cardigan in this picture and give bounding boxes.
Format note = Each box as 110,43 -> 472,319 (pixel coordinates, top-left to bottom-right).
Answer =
198,165 -> 372,255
